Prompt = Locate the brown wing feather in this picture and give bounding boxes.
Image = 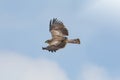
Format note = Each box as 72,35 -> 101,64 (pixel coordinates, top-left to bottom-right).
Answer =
49,18 -> 68,38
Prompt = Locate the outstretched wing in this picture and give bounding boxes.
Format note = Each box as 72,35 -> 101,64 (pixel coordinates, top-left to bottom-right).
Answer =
42,18 -> 68,52
49,18 -> 68,38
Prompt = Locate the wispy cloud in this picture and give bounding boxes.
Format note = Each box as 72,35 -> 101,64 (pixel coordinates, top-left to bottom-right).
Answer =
76,0 -> 120,42
78,0 -> 120,28
0,51 -> 120,80
77,64 -> 120,80
0,51 -> 69,80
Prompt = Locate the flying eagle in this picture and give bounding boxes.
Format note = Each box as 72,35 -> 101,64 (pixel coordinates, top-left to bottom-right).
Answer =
42,18 -> 80,52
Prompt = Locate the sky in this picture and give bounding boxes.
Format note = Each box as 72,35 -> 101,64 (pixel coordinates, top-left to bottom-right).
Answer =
0,0 -> 120,80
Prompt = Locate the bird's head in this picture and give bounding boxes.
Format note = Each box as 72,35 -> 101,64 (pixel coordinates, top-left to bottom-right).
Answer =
64,37 -> 68,40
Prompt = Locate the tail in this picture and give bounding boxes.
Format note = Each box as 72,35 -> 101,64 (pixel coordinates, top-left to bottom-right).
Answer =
67,38 -> 80,44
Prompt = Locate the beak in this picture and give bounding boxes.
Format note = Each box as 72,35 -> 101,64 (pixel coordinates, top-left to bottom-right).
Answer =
45,41 -> 47,43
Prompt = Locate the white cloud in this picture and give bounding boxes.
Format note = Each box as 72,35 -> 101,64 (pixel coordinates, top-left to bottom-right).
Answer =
0,51 -> 120,80
81,0 -> 120,15
78,0 -> 120,28
90,0 -> 120,19
77,64 -> 120,80
79,64 -> 109,80
0,51 -> 69,80
76,0 -> 120,41
96,0 -> 120,10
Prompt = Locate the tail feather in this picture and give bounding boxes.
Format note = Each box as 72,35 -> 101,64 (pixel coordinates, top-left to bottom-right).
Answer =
67,38 -> 80,44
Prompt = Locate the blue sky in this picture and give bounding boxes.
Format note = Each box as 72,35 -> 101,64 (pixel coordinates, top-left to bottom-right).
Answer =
0,0 -> 120,80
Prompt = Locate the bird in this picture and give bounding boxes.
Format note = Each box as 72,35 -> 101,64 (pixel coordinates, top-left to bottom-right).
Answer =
42,18 -> 80,52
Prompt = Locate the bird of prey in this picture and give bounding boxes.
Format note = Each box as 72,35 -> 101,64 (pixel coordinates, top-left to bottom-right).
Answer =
42,18 -> 80,52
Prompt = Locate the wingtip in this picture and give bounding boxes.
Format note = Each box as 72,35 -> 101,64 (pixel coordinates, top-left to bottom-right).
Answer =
42,47 -> 57,52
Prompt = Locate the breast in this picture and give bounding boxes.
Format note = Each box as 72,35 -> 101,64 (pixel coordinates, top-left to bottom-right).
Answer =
50,40 -> 60,46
